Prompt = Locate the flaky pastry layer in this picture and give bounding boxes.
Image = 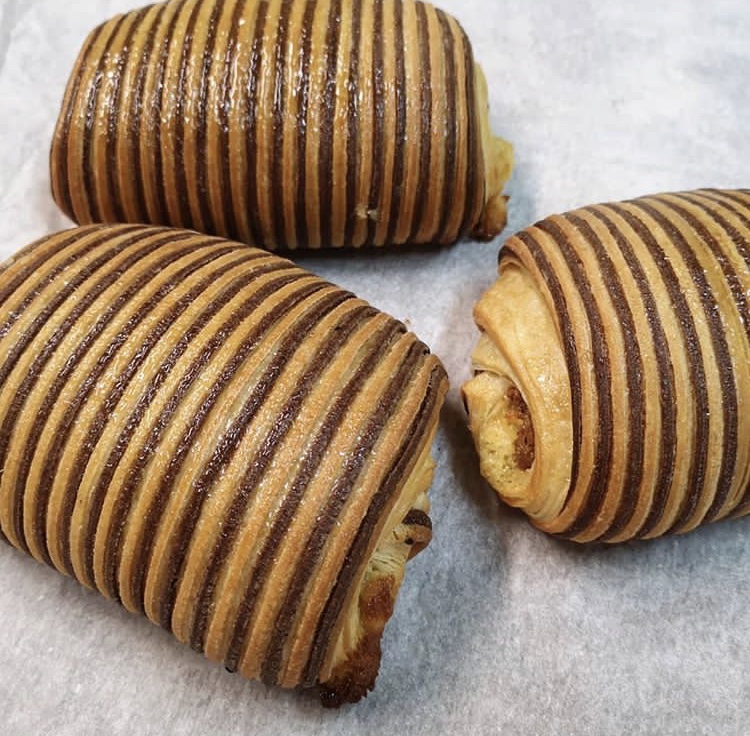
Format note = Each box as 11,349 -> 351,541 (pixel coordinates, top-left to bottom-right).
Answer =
464,189 -> 750,543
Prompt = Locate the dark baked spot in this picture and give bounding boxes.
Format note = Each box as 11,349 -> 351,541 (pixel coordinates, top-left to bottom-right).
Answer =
401,508 -> 432,559
318,575 -> 396,708
402,508 -> 431,530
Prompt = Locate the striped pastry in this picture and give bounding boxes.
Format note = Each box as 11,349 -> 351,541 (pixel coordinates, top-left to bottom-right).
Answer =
0,224 -> 448,705
463,189 -> 750,543
49,0 -> 513,250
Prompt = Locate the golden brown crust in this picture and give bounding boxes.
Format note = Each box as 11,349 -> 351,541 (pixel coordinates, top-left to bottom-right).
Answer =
319,502 -> 434,706
50,0 -> 512,250
0,224 -> 447,702
319,572 -> 397,707
465,189 -> 750,543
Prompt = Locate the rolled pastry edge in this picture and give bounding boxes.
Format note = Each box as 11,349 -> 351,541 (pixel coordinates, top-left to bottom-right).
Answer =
318,422 -> 442,706
462,256 -> 573,526
472,63 -> 514,242
464,189 -> 750,543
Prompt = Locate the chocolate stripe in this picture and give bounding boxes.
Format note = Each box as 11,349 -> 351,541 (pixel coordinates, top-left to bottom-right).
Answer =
268,0 -> 295,246
188,304 -> 380,655
0,225 -> 109,313
302,361 -> 444,687
637,199 -> 738,531
217,0 -> 249,241
704,191 -> 750,233
0,226 -> 152,390
364,0 -> 386,246
535,219 -> 614,540
26,241 -> 241,566
293,0 -> 317,248
608,203 -> 710,536
677,191 -> 750,511
49,248 -> 267,572
509,233 -> 583,515
0,230 -> 60,279
243,320 -> 405,681
665,199 -> 745,521
318,0 -> 344,248
217,324 -> 407,670
80,13 -> 130,223
565,212 -> 646,542
406,1 -> 433,242
171,0 -> 205,227
147,0 -> 188,224
248,322 -> 406,676
98,278 -> 334,603
675,192 -> 750,276
126,3 -> 168,222
274,340 -> 428,685
138,288 -> 354,623
50,22 -> 106,220
662,195 -> 750,335
2,230 -> 178,553
243,0 -> 270,246
342,1 -> 362,244
191,0 -> 224,235
103,6 -> 150,223
710,189 -> 750,211
383,0 -> 407,245
57,254 -> 294,578
587,205 -> 678,540
435,10 -> 458,243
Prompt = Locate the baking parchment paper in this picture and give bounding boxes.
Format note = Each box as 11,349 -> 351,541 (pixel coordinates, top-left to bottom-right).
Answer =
0,0 -> 748,733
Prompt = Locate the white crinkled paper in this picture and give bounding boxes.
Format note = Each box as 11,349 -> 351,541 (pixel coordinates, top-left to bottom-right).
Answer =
0,1 -> 749,733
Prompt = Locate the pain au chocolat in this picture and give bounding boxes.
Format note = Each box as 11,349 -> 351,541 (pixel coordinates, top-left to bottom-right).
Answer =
0,224 -> 447,705
49,0 -> 513,250
463,189 -> 750,543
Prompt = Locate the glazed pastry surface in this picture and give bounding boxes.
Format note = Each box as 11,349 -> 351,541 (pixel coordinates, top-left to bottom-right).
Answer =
464,189 -> 750,542
50,0 -> 513,249
0,225 -> 447,704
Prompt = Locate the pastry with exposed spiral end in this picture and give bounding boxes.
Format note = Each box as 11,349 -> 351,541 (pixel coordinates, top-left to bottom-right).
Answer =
49,0 -> 513,250
463,189 -> 750,543
0,224 -> 448,705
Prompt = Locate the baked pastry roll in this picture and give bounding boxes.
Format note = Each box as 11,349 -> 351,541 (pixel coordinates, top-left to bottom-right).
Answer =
0,224 -> 447,705
50,0 -> 513,250
463,189 -> 750,542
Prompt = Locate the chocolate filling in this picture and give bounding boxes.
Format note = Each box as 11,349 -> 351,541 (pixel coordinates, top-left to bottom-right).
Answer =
505,385 -> 535,472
